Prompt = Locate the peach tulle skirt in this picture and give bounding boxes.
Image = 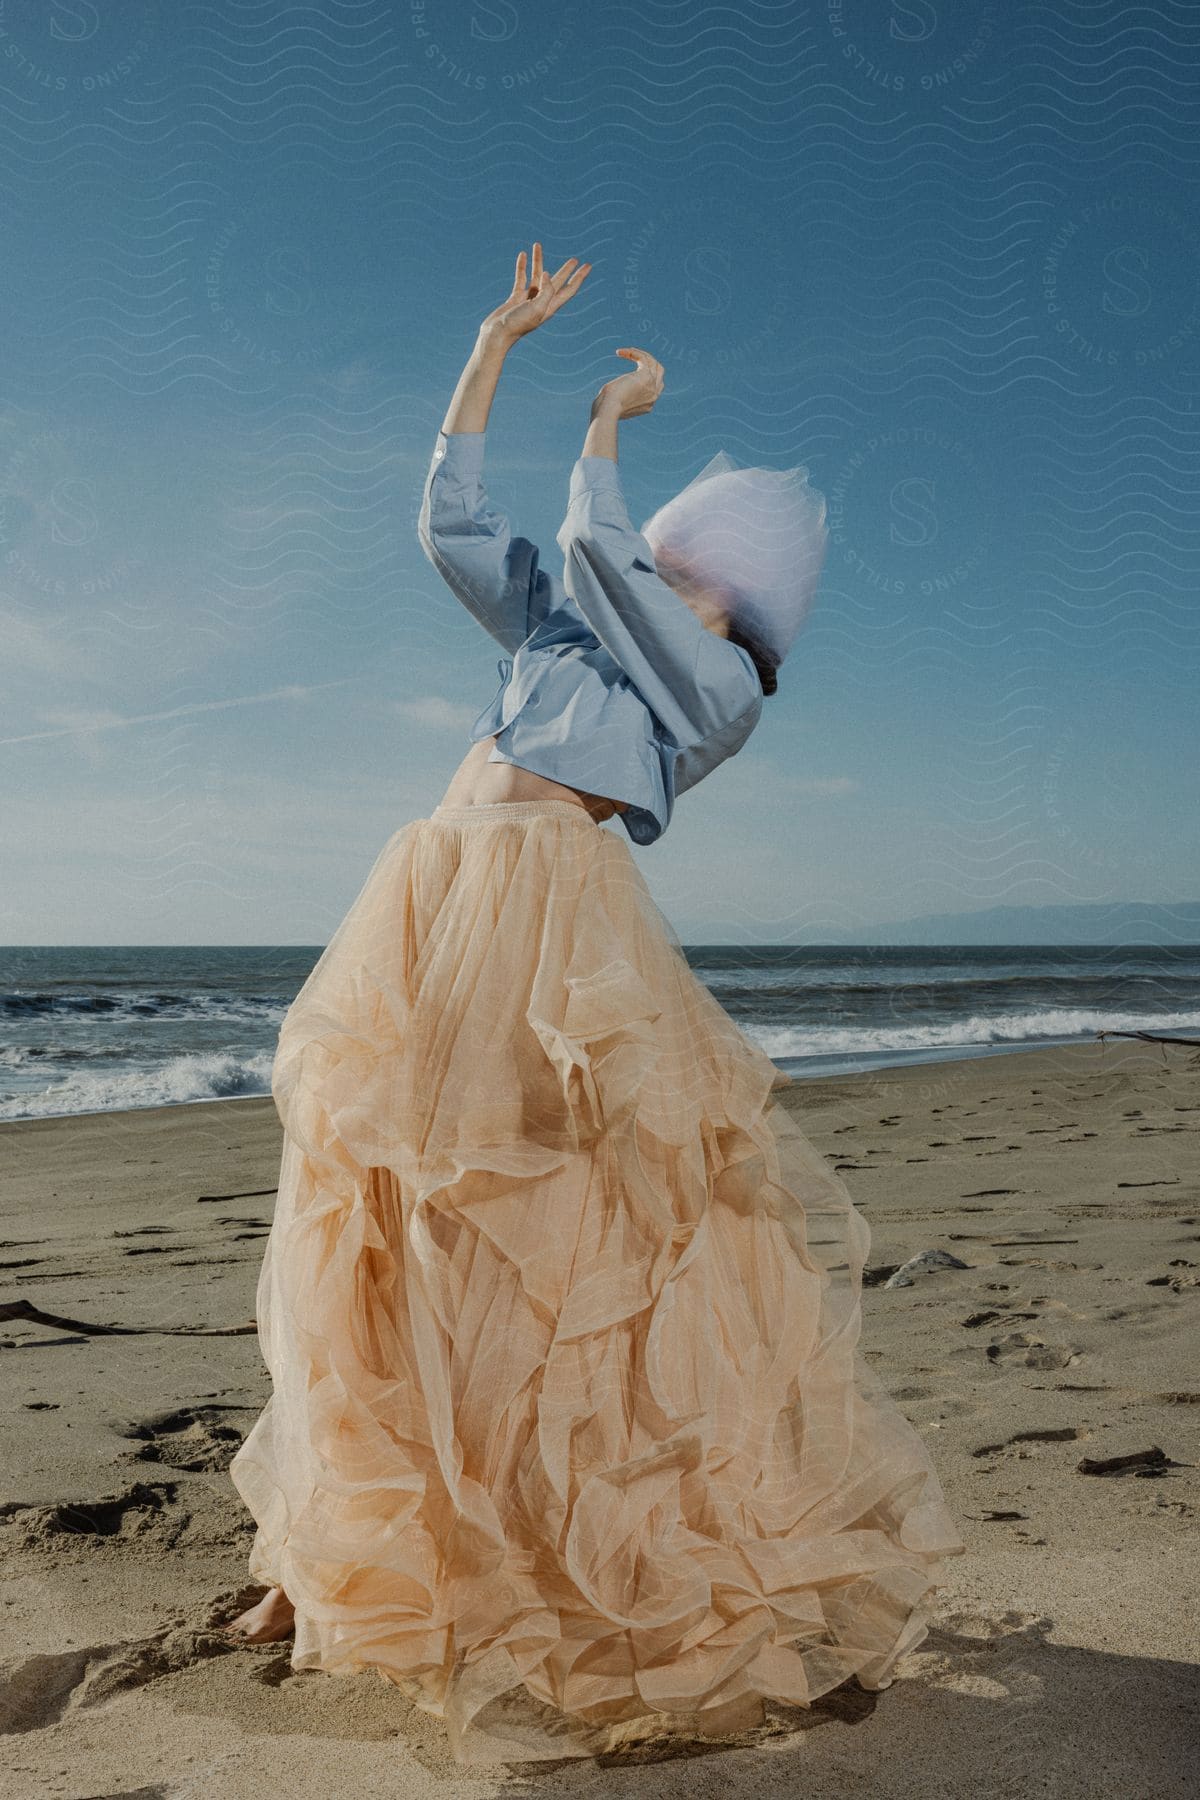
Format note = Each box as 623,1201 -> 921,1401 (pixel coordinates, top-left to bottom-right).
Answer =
230,797 -> 965,1765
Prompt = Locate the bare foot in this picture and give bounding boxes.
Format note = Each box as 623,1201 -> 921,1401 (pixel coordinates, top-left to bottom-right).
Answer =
221,1585 -> 295,1643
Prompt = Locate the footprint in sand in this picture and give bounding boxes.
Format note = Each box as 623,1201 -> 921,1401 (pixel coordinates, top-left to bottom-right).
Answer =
985,1331 -> 1083,1370
971,1426 -> 1090,1460
117,1406 -> 248,1474
0,1481 -> 184,1549
0,1621 -> 236,1736
1147,1268 -> 1200,1292
921,1607 -> 1055,1704
937,1607 -> 1052,1643
960,1307 -> 1041,1329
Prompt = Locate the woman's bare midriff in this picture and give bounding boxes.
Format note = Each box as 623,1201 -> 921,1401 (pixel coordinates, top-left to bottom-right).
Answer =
438,735 -> 630,825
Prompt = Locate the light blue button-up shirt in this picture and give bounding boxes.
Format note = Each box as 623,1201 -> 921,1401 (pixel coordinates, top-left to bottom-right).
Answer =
416,429 -> 762,846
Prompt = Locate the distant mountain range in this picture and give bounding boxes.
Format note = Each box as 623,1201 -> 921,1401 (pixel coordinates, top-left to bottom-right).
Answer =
850,900 -> 1200,947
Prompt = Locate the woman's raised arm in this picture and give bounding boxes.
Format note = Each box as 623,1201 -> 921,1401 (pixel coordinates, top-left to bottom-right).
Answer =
443,243 -> 592,432
417,245 -> 592,654
556,349 -> 762,749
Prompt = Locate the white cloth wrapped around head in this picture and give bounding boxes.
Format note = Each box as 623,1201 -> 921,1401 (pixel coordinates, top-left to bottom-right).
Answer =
639,450 -> 829,670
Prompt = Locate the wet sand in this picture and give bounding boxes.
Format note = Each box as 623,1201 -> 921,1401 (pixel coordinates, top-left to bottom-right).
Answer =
1,1037 -> 1196,1797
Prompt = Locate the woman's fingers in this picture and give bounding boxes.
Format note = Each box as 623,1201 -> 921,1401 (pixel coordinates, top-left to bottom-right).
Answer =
547,260 -> 592,312
615,348 -> 665,393
509,243 -> 542,301
500,244 -> 592,329
528,253 -> 592,317
541,257 -> 576,307
600,345 -> 666,417
616,346 -> 662,376
510,248 -> 529,299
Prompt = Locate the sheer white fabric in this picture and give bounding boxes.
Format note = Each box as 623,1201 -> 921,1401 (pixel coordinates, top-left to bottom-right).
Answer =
640,452 -> 829,669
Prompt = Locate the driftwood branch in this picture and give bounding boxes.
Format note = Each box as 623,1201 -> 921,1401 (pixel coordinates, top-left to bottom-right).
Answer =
0,1300 -> 257,1338
196,1187 -> 277,1204
1095,1029 -> 1200,1050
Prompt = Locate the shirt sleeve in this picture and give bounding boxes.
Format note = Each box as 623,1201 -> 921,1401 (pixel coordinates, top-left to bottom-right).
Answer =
555,454 -> 762,748
417,428 -> 556,656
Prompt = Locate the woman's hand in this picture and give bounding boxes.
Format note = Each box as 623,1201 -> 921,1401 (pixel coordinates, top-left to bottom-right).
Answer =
480,242 -> 592,346
592,347 -> 666,421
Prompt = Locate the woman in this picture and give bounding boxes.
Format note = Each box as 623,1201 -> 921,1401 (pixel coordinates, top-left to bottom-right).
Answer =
226,243 -> 966,1766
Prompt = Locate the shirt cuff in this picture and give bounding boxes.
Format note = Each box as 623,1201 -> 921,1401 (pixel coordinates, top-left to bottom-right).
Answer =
432,428 -> 486,475
568,453 -> 624,506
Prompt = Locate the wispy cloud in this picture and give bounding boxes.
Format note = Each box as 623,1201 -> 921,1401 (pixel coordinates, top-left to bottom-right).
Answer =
716,749 -> 861,806
0,680 -> 356,747
0,611 -> 93,680
395,694 -> 481,730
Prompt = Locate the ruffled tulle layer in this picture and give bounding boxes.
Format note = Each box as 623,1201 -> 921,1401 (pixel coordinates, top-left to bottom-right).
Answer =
230,798 -> 965,1765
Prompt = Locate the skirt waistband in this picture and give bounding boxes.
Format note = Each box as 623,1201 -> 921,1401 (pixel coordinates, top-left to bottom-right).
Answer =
431,799 -> 600,824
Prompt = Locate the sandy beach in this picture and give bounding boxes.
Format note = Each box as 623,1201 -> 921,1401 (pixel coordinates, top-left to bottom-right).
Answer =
1,1036 -> 1196,1798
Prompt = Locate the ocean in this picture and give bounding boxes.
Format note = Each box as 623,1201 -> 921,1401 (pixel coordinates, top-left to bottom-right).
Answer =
2,943 -> 1198,1124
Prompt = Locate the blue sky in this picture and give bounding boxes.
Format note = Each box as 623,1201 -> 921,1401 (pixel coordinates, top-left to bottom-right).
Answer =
1,0 -> 1197,945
